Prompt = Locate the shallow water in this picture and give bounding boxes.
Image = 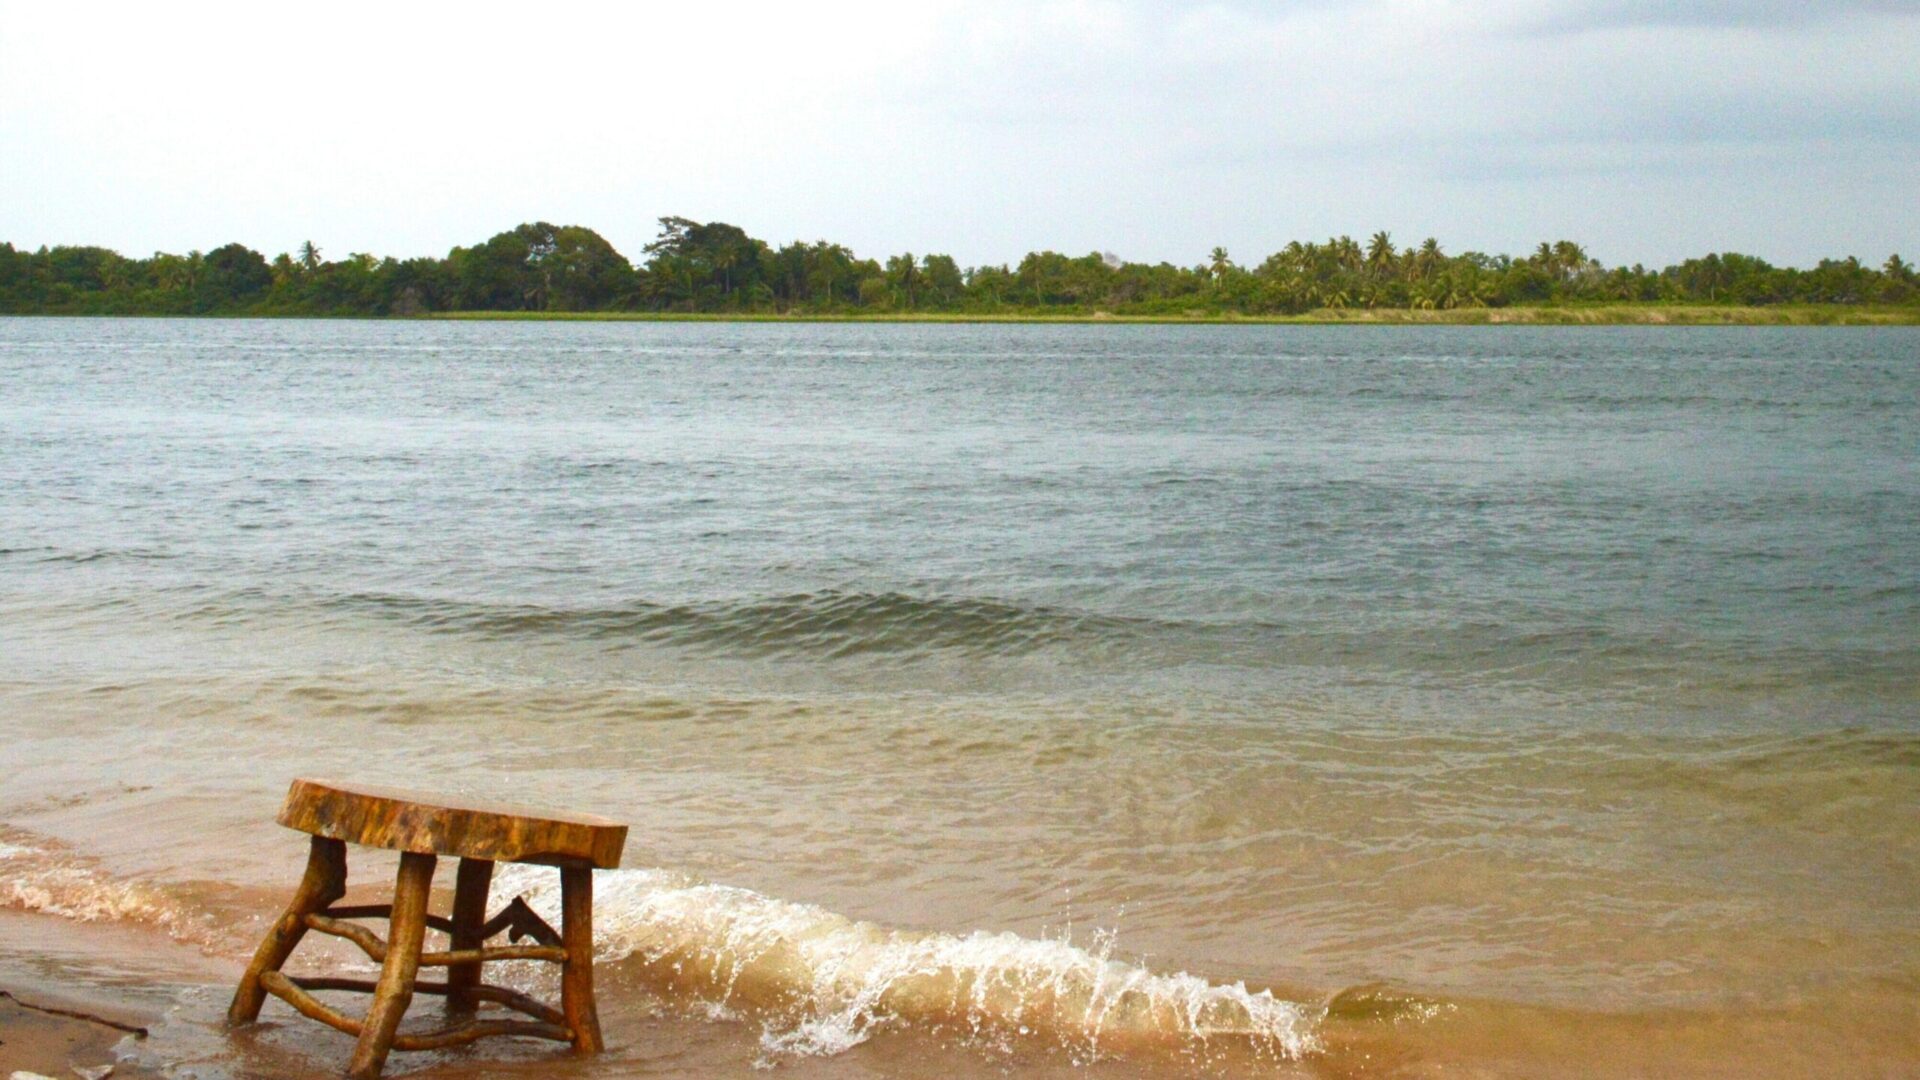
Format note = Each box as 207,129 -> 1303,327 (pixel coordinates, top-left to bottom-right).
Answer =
1,317 -> 1917,1076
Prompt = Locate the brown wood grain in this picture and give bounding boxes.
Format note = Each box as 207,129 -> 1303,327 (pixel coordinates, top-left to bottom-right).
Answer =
276,778 -> 627,869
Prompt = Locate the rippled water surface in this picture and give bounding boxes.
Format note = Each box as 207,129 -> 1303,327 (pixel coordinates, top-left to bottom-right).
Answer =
2,317 -> 1917,1077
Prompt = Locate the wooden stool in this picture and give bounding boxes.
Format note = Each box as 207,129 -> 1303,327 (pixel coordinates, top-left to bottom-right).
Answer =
228,778 -> 628,1079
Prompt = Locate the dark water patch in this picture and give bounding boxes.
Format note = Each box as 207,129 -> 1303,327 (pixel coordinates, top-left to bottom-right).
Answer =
31,548 -> 177,565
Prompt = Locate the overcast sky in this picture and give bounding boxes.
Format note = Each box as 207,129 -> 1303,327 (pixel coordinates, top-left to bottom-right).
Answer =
2,1 -> 1915,270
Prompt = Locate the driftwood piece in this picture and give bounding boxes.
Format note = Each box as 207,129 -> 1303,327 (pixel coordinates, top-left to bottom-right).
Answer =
277,778 -> 627,869
0,989 -> 148,1036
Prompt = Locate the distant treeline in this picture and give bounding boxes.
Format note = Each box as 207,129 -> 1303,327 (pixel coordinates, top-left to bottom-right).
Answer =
3,218 -> 1915,317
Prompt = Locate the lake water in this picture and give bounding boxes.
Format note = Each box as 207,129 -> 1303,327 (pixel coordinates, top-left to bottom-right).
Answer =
1,317 -> 1916,1077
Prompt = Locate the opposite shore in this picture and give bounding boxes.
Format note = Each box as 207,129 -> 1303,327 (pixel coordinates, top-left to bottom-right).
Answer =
422,304 -> 1920,326
7,218 -> 1916,323
7,305 -> 1918,326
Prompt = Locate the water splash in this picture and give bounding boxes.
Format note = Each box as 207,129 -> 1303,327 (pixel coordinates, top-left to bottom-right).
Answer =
0,834 -> 188,933
490,865 -> 1319,1065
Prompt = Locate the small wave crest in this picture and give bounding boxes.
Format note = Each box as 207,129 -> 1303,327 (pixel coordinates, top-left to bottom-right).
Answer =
0,833 -> 203,939
336,589 -> 1152,661
491,865 -> 1319,1065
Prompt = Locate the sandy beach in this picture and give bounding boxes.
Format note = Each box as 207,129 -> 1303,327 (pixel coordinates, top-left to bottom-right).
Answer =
0,913 -> 183,1080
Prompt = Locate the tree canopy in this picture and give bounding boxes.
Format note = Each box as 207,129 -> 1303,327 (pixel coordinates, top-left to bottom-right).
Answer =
1,219 -> 1914,317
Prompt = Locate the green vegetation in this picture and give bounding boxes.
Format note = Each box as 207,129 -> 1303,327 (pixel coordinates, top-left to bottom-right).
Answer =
3,219 -> 1916,320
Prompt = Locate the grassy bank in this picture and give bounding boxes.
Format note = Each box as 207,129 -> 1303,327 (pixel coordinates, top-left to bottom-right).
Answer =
422,304 -> 1920,326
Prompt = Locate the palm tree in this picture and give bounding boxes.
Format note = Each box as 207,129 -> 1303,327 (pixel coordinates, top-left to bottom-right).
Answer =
1366,231 -> 1396,277
1416,237 -> 1443,279
1208,247 -> 1232,281
1332,236 -> 1364,273
297,241 -> 322,274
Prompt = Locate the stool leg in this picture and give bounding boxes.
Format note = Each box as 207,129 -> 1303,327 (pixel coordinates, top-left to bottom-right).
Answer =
560,865 -> 603,1055
446,858 -> 494,1015
348,851 -> 436,1080
229,836 -> 347,1026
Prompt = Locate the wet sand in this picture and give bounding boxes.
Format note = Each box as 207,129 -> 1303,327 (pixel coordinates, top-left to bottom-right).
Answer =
0,995 -> 151,1079
6,901 -> 1919,1079
0,914 -> 168,1079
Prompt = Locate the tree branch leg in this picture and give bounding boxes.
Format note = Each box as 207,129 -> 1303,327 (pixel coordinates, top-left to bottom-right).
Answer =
347,851 -> 435,1080
446,857 -> 493,1015
228,836 -> 346,1026
560,865 -> 602,1055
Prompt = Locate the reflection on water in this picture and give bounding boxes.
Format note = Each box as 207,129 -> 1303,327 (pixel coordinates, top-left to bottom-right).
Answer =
2,318 -> 1918,1076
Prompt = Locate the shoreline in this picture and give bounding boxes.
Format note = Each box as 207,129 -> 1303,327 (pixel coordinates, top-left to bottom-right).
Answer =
5,902 -> 1917,1079
4,305 -> 1918,326
424,304 -> 1920,326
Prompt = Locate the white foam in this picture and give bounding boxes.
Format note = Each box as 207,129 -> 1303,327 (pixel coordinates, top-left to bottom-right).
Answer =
491,865 -> 1318,1065
0,839 -> 188,934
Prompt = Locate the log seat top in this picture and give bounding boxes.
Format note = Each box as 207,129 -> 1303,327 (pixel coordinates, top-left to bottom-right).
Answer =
277,778 -> 627,869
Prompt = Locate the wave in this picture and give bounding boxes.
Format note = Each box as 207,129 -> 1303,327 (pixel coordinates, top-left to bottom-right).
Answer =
15,547 -> 176,565
491,863 -> 1319,1065
329,589 -> 1158,661
0,832 -> 1319,1068
315,589 -> 1919,691
56,584 -> 1902,696
0,833 -> 212,945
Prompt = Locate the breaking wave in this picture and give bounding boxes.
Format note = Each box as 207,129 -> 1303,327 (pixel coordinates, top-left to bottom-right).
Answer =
491,864 -> 1320,1065
0,833 -> 212,944
0,832 -> 1320,1068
